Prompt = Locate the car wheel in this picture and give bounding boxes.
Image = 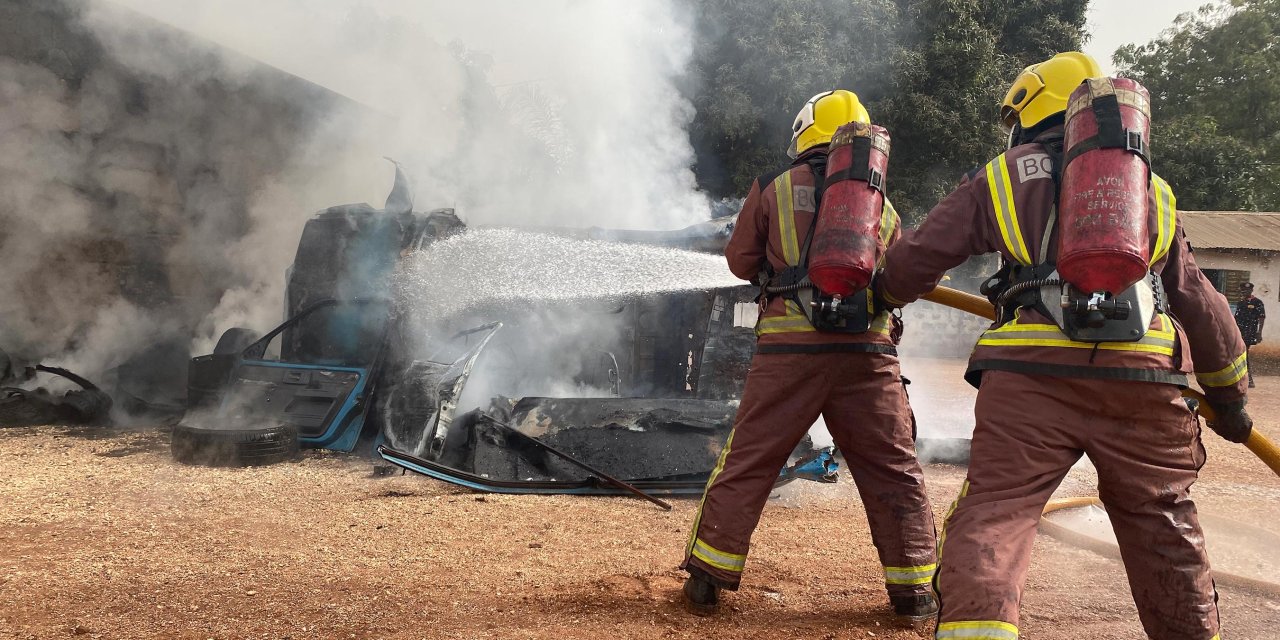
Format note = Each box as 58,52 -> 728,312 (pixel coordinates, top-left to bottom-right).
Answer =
171,423 -> 299,467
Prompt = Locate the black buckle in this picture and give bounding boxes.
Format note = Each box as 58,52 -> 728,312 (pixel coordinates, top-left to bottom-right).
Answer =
868,168 -> 884,193
1125,130 -> 1142,153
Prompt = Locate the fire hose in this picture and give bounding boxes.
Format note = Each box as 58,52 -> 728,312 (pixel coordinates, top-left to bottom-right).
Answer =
920,286 -> 1280,478
1039,496 -> 1280,596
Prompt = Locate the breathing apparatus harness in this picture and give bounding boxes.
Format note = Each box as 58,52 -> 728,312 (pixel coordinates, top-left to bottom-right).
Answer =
757,154 -> 877,334
980,138 -> 1167,345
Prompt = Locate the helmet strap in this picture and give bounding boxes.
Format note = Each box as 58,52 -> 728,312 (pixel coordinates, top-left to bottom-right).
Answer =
1006,124 -> 1021,150
1009,113 -> 1065,148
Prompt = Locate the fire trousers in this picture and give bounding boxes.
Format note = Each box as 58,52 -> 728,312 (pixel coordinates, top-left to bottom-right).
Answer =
682,351 -> 937,597
935,371 -> 1219,640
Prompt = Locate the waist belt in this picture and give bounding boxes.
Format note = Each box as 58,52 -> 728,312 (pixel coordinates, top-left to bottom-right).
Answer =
966,359 -> 1188,388
756,343 -> 897,356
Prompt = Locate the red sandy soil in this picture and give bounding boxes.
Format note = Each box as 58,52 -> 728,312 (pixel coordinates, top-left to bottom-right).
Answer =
1,360 -> 1277,639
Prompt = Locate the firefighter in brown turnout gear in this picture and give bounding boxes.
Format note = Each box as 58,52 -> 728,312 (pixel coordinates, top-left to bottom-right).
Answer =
680,90 -> 938,621
877,52 -> 1253,640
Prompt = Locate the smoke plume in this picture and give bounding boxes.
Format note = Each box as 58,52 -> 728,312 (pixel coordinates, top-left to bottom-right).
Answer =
0,0 -> 710,398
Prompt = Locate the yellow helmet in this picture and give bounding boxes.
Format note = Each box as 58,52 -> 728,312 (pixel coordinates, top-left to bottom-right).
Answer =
1000,51 -> 1103,131
787,90 -> 871,159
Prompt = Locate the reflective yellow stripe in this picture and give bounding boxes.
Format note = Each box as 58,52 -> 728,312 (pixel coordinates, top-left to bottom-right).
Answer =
687,426 -> 738,558
1197,352 -> 1249,387
976,313 -> 1176,356
880,198 -> 898,247
986,155 -> 1031,265
877,199 -> 899,268
757,299 -> 817,336
1150,174 -> 1177,265
757,316 -> 817,334
936,620 -> 1019,639
691,538 -> 746,573
775,172 -> 800,265
884,563 -> 936,585
870,310 -> 892,336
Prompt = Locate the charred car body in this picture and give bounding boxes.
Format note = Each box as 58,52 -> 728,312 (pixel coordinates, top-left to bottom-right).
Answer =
179,166 -> 838,489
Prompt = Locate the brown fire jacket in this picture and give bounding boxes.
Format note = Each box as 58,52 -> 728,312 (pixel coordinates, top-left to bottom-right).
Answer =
878,134 -> 1248,404
726,148 -> 902,348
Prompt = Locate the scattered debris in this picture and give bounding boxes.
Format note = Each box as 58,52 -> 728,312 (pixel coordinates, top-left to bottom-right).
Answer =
0,355 -> 112,428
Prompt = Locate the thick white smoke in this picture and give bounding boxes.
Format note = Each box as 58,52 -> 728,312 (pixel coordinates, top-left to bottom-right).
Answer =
2,0 -> 711,385
108,0 -> 709,353
101,0 -> 709,230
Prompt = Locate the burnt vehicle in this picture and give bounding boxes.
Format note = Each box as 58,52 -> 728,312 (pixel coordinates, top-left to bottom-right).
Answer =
178,161 -> 837,492
178,163 -> 464,465
182,261 -> 837,486
374,287 -> 837,495
180,298 -> 391,464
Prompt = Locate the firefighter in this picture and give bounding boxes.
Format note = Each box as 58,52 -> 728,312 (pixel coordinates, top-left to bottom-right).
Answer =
1234,282 -> 1265,387
876,52 -> 1253,639
680,90 -> 938,622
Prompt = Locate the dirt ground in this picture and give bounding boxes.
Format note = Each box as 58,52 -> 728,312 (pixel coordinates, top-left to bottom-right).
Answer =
2,360 -> 1279,640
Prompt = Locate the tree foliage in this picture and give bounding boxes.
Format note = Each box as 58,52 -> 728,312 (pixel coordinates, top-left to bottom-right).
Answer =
685,0 -> 900,200
686,0 -> 1087,221
1115,0 -> 1280,211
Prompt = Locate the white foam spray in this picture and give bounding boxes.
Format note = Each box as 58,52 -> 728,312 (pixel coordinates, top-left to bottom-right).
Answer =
395,229 -> 741,323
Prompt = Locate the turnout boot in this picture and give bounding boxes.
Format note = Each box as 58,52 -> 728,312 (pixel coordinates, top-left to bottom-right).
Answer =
890,592 -> 938,623
682,573 -> 721,616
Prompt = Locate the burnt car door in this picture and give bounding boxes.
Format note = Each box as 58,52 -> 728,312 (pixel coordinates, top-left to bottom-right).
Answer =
194,299 -> 389,452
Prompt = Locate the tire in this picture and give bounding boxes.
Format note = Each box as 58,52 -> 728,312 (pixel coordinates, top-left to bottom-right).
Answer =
171,423 -> 299,467
213,328 -> 261,356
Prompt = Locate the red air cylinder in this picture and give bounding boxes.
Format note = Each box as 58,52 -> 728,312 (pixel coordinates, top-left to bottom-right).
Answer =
808,122 -> 890,297
1057,77 -> 1152,295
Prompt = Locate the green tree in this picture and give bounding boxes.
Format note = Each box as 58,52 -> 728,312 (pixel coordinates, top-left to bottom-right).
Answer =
1115,0 -> 1280,210
688,0 -> 1088,222
686,0 -> 900,198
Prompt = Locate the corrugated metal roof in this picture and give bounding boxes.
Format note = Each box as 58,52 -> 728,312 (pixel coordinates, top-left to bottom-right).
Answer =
1180,211 -> 1280,251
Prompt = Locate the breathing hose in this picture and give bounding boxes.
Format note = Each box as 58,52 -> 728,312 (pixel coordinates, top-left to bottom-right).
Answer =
763,277 -> 813,295
993,278 -> 1062,314
921,285 -> 1280,479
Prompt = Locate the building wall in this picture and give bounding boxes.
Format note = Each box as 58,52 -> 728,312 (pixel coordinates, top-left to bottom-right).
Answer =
1193,249 -> 1279,347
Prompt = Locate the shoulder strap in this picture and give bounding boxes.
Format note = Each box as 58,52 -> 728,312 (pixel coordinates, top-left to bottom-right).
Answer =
797,155 -> 827,267
755,165 -> 790,193
1038,142 -> 1064,265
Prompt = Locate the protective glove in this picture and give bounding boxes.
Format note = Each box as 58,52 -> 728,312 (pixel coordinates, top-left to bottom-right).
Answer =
1206,400 -> 1254,444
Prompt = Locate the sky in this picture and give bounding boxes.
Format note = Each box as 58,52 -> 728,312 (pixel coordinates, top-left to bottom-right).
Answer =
1085,0 -> 1211,73
109,0 -> 1218,87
